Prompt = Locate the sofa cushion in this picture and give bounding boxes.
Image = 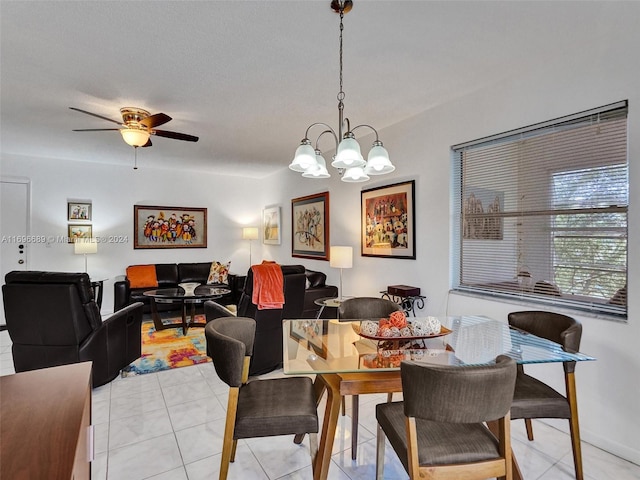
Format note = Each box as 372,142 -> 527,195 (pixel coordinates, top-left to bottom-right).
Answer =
178,262 -> 211,283
207,261 -> 231,285
126,265 -> 158,289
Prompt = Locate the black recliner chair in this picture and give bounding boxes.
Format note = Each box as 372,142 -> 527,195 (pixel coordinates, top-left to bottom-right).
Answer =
3,271 -> 143,387
204,264 -> 306,376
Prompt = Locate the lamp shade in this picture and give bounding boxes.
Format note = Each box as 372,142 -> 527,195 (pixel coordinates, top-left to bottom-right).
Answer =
302,151 -> 331,178
74,238 -> 97,255
242,227 -> 259,240
289,142 -> 318,172
341,166 -> 370,183
330,246 -> 353,269
332,136 -> 366,169
364,144 -> 395,175
120,128 -> 150,147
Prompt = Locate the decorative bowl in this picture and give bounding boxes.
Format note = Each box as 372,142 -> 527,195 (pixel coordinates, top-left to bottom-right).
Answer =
178,282 -> 200,296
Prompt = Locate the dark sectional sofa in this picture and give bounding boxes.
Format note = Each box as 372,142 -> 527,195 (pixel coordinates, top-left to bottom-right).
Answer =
113,262 -> 241,313
113,262 -> 337,318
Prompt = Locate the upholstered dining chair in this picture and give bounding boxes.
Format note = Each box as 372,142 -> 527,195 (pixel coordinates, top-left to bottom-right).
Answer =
376,355 -> 517,480
204,317 -> 318,480
338,296 -> 402,459
508,310 -> 584,480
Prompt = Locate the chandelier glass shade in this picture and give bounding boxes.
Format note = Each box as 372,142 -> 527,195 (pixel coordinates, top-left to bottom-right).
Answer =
289,0 -> 395,183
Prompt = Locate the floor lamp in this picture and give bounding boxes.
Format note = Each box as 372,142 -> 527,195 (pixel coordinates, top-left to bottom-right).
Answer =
74,238 -> 97,273
242,227 -> 259,267
330,246 -> 353,301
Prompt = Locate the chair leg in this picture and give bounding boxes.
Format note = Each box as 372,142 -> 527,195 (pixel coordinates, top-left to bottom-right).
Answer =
309,432 -> 319,475
220,389 -> 239,480
341,395 -> 346,416
230,439 -> 238,463
525,418 -> 534,441
376,424 -> 386,480
351,394 -> 359,460
566,372 -> 584,480
387,392 -> 393,403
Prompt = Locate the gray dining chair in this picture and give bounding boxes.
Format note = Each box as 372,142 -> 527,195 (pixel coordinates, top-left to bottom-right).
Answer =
338,296 -> 402,459
376,355 -> 517,480
205,317 -> 319,480
508,311 -> 584,480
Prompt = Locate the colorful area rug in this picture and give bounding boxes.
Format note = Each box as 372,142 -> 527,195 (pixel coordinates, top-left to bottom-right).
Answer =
121,315 -> 210,377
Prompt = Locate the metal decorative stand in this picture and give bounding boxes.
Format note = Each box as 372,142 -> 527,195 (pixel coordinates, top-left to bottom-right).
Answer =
380,289 -> 426,316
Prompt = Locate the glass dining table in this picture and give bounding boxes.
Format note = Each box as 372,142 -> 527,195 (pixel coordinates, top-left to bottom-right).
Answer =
282,315 -> 595,480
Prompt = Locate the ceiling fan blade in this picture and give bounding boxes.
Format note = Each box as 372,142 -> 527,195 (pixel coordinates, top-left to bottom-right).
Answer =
140,113 -> 172,129
153,130 -> 199,142
72,128 -> 120,132
142,138 -> 152,147
69,107 -> 122,125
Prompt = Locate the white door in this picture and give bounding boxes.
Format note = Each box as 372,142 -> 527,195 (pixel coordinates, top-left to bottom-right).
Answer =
0,179 -> 30,326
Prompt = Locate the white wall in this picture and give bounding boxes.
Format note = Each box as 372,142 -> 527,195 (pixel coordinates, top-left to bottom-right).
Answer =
0,155 -> 267,313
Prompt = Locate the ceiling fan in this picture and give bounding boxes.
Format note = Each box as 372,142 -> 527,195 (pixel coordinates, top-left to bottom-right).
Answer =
69,107 -> 199,148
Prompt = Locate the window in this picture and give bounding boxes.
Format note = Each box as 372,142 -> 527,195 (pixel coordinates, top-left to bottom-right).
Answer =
452,101 -> 628,319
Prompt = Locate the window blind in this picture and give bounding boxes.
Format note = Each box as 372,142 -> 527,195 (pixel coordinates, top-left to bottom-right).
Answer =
451,101 -> 628,319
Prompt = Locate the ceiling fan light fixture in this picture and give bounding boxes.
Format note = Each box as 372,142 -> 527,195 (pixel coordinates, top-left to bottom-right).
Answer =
120,127 -> 150,147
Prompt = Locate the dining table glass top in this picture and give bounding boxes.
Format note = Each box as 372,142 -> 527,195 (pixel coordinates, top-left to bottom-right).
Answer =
282,315 -> 595,375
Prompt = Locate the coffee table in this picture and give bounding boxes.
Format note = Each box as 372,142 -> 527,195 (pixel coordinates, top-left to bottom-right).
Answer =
143,285 -> 230,334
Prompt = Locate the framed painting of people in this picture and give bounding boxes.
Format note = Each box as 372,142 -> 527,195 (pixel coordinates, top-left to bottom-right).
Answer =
134,205 -> 207,249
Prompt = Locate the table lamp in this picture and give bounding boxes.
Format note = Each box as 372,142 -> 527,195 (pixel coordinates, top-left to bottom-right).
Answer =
242,227 -> 259,266
330,246 -> 353,301
74,238 -> 97,273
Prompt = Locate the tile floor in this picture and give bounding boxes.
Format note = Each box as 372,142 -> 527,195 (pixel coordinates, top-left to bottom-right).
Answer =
1,329 -> 639,480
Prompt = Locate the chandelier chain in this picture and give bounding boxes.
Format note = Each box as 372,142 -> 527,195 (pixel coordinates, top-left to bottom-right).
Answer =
337,7 -> 345,103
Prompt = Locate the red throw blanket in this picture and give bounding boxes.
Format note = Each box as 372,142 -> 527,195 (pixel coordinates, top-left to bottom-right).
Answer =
251,261 -> 285,310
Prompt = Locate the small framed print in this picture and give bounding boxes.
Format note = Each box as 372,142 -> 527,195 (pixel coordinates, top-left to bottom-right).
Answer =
68,224 -> 92,243
263,205 -> 281,245
68,202 -> 92,221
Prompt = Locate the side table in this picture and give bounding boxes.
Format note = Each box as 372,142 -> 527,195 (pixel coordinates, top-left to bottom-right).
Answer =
380,284 -> 426,316
314,297 -> 351,319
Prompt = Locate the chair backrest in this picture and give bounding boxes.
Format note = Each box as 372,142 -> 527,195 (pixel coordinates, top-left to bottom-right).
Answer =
3,271 -> 101,347
401,355 -> 517,423
338,297 -> 402,320
236,264 -> 306,320
508,310 -> 582,373
205,317 -> 256,387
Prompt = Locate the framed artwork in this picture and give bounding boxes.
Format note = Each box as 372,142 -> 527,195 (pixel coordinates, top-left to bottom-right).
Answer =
262,205 -> 281,245
361,180 -> 416,259
133,205 -> 207,249
68,224 -> 92,243
291,192 -> 329,260
68,202 -> 91,221
289,319 -> 328,358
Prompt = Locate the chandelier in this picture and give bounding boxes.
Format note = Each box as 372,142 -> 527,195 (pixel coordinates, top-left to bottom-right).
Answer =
289,0 -> 395,183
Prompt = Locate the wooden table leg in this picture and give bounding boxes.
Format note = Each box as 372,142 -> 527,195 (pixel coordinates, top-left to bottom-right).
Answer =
150,298 -> 165,331
314,374 -> 342,480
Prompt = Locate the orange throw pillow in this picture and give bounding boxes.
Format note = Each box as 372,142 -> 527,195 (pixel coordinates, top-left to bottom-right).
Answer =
126,265 -> 158,289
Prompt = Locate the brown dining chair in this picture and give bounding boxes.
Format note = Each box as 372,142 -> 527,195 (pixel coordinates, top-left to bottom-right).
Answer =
338,296 -> 403,459
205,316 -> 318,480
376,355 -> 517,480
508,311 -> 584,480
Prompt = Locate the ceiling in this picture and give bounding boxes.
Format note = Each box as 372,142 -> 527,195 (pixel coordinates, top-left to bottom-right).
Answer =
0,1 -> 627,178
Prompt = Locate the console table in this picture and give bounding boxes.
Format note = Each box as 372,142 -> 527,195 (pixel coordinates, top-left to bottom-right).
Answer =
1,362 -> 93,480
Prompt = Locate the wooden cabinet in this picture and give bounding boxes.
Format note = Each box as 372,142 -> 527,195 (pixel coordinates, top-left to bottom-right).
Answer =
1,362 -> 92,480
